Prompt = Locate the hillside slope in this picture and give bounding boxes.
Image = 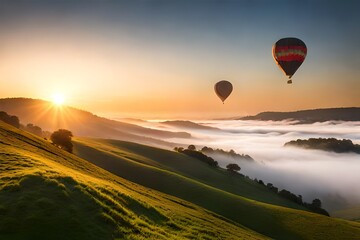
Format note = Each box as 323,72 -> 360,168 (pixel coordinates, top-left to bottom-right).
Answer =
0,121 -> 267,240
0,98 -> 189,147
75,138 -> 302,210
332,206 -> 360,221
73,137 -> 360,239
161,120 -> 219,130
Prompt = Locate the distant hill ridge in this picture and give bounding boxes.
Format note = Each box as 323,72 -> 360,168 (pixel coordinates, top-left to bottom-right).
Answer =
240,107 -> 360,123
0,98 -> 190,147
161,120 -> 219,130
285,138 -> 360,154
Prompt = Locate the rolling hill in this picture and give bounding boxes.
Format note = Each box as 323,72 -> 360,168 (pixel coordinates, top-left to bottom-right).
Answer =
1,120 -> 360,239
0,98 -> 190,148
240,107 -> 360,123
332,205 -> 360,221
161,120 -> 219,130
0,120 -> 266,240
73,137 -> 360,239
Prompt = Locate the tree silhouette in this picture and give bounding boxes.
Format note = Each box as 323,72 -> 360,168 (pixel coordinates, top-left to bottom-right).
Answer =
0,111 -> 20,128
187,145 -> 196,151
24,123 -> 43,136
50,129 -> 74,153
226,163 -> 241,172
311,198 -> 322,208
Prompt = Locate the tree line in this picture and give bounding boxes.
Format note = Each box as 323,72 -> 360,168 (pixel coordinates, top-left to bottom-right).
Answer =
201,146 -> 254,161
0,111 -> 74,153
175,144 -> 329,216
255,179 -> 329,216
285,137 -> 360,154
0,111 -> 20,128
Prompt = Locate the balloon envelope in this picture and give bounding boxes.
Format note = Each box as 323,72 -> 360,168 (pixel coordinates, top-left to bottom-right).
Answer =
214,80 -> 233,103
272,37 -> 307,81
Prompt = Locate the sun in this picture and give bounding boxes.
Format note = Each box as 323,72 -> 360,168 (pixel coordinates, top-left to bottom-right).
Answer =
52,93 -> 65,106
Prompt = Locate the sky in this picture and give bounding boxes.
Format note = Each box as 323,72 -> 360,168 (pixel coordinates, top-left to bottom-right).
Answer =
0,0 -> 359,119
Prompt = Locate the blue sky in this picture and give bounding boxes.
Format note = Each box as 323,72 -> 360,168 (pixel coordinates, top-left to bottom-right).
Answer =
0,0 -> 359,118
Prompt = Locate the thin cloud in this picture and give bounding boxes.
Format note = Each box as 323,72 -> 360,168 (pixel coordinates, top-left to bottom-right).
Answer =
139,120 -> 360,212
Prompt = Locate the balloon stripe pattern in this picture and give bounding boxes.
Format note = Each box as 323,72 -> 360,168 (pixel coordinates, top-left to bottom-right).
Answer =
272,37 -> 307,80
274,46 -> 307,61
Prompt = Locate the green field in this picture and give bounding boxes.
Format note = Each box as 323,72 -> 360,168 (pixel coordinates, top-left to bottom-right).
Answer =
332,206 -> 360,221
1,121 -> 360,239
0,121 -> 266,239
74,138 -> 304,209
73,137 -> 360,239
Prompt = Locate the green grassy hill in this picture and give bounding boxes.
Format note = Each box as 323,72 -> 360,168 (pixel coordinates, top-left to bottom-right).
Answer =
0,121 -> 267,240
74,138 -> 303,210
1,121 -> 360,239
332,206 -> 360,221
73,137 -> 360,239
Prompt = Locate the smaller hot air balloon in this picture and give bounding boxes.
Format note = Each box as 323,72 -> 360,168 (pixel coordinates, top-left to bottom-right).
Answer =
214,80 -> 233,104
272,37 -> 307,84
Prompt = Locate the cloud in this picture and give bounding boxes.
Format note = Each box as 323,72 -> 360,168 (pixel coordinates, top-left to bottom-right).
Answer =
139,120 -> 360,212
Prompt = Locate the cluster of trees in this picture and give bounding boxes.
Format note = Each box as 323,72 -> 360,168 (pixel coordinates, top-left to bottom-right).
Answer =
174,145 -> 243,173
21,123 -> 43,137
240,107 -> 360,123
174,145 -> 219,167
0,111 -> 74,153
0,111 -> 20,128
0,111 -> 48,137
201,146 -> 254,161
174,144 -> 329,216
254,179 -> 329,216
303,199 -> 329,216
285,138 -> 360,154
278,189 -> 304,205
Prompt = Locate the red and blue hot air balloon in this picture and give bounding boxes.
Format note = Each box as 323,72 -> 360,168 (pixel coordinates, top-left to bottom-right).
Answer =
272,37 -> 307,84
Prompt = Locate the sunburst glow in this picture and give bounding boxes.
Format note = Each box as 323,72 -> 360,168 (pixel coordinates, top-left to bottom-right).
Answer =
52,93 -> 65,106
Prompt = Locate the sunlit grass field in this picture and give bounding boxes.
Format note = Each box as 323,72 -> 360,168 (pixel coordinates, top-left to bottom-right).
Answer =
74,137 -> 360,239
1,121 -> 360,239
0,121 -> 266,240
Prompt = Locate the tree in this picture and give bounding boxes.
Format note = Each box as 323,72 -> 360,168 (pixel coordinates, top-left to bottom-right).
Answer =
266,183 -> 278,193
0,111 -> 20,128
50,129 -> 73,153
24,123 -> 43,136
187,145 -> 196,151
311,198 -> 322,208
226,163 -> 241,173
174,147 -> 184,152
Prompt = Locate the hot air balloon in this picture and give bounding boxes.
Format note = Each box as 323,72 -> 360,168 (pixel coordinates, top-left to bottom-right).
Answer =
214,80 -> 233,104
272,37 -> 307,84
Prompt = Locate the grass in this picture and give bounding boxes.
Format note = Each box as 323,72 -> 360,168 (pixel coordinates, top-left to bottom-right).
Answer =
1,121 -> 360,239
0,121 -> 266,239
74,138 -> 305,209
332,206 -> 360,221
73,137 -> 360,239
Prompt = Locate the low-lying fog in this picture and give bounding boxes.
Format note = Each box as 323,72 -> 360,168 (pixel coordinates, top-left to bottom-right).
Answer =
139,119 -> 360,212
